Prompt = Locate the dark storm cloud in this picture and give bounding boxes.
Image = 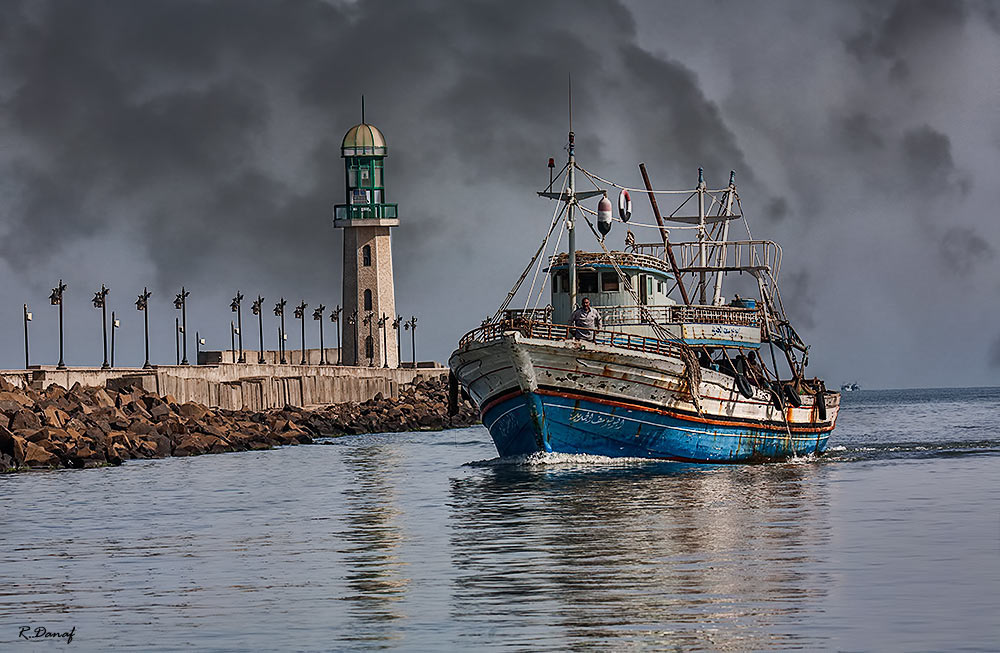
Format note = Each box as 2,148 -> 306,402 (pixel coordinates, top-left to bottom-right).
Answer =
0,0 -> 746,293
846,0 -> 967,67
900,125 -> 968,194
763,196 -> 789,223
0,0 -> 997,387
835,112 -> 885,153
938,226 -> 994,277
777,269 -> 817,330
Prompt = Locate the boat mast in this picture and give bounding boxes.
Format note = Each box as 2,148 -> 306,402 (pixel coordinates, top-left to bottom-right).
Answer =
711,170 -> 736,306
568,129 -> 577,312
697,168 -> 707,305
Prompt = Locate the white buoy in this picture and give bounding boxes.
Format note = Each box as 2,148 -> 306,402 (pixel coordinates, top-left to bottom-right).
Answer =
598,194 -> 613,236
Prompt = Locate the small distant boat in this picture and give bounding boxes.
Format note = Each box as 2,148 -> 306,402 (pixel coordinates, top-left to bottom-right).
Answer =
841,383 -> 861,392
449,126 -> 839,463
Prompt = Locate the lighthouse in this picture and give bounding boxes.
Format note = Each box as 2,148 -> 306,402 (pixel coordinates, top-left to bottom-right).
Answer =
334,107 -> 399,367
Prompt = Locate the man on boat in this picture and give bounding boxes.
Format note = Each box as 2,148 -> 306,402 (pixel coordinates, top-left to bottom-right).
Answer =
570,298 -> 602,341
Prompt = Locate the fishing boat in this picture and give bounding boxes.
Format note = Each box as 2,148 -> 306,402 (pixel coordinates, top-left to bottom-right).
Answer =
448,128 -> 839,463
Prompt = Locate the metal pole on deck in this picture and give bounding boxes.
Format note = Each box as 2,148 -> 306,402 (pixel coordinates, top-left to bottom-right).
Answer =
638,165 -> 690,306
697,169 -> 707,305
712,171 -> 736,306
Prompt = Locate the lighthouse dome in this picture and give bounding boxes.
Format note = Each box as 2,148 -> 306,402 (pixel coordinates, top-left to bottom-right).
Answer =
342,123 -> 386,156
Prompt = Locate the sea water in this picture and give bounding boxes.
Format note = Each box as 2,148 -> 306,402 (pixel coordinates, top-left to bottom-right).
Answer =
1,388 -> 998,650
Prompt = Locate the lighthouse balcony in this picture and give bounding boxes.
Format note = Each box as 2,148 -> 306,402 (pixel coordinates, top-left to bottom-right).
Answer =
333,203 -> 399,228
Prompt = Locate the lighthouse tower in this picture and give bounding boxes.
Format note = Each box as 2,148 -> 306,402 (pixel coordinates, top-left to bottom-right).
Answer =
334,110 -> 399,367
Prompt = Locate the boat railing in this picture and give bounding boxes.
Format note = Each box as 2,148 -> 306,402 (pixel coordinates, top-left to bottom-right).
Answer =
672,240 -> 782,277
502,307 -> 553,323
459,319 -> 687,358
547,251 -> 675,276
598,304 -> 761,327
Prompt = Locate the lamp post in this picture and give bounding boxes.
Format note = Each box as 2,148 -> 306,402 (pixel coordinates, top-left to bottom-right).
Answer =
378,314 -> 389,368
136,288 -> 151,369
404,316 -> 418,367
313,305 -> 326,365
23,304 -> 32,369
174,287 -> 190,365
294,301 -> 307,365
111,313 -> 119,368
347,310 -> 358,366
231,291 -> 245,363
331,305 -> 342,365
363,312 -> 374,366
230,321 -> 236,363
392,315 -> 402,369
49,280 -> 67,369
251,295 -> 265,363
92,284 -> 110,369
175,317 -> 180,365
274,298 -> 287,364
197,330 -> 203,364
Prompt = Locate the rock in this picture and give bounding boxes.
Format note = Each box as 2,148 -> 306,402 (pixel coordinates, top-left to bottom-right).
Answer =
21,441 -> 59,468
42,406 -> 69,428
92,388 -> 115,409
0,391 -> 33,407
173,433 -> 215,456
149,403 -> 172,420
127,417 -> 157,436
178,403 -> 210,421
10,409 -> 40,431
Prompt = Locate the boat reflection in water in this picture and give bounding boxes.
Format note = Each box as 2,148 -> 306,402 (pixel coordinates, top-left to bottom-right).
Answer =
448,458 -> 832,650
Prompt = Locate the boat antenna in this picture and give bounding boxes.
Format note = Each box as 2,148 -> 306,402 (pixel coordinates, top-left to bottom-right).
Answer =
361,94 -> 365,124
568,74 -> 573,134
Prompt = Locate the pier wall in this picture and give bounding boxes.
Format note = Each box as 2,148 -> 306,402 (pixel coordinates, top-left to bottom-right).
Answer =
0,359 -> 447,412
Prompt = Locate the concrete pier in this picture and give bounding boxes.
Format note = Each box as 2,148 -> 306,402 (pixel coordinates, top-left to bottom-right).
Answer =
0,351 -> 446,412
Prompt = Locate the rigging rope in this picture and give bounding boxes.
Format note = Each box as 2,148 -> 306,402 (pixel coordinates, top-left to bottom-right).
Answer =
576,164 -> 735,196
492,175 -> 568,322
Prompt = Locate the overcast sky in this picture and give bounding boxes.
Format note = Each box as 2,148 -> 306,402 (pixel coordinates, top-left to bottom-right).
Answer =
0,0 -> 997,389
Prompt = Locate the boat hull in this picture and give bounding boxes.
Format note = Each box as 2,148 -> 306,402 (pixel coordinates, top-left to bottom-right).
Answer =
451,333 -> 838,463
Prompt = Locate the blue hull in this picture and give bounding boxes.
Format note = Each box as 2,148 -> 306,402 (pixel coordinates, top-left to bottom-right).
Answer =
482,390 -> 830,462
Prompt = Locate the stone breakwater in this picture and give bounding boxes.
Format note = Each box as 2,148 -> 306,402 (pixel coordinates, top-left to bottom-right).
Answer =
0,376 -> 479,472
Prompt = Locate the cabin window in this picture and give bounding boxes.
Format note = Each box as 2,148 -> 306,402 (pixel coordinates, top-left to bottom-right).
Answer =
657,280 -> 663,293
578,272 -> 598,294
555,272 -> 569,293
362,245 -> 372,266
601,271 -> 619,292
365,336 -> 374,361
639,274 -> 648,304
373,165 -> 382,187
360,166 -> 371,187
364,289 -> 373,311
